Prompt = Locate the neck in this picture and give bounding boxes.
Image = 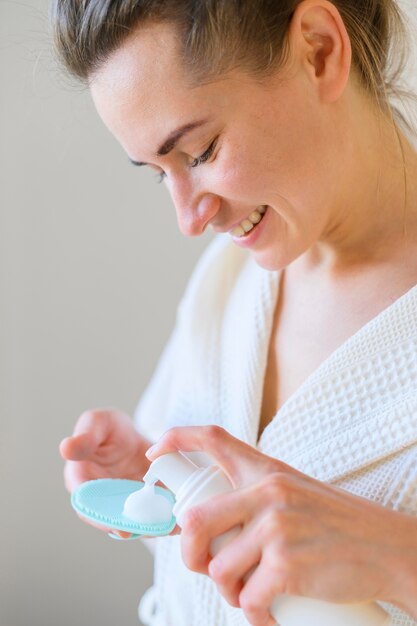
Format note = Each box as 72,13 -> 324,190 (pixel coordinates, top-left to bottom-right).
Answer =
303,104 -> 417,275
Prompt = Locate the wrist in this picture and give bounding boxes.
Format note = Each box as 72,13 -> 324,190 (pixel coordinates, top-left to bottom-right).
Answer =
377,510 -> 417,618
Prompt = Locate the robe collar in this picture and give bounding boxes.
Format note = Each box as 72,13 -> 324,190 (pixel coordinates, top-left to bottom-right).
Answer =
225,257 -> 417,482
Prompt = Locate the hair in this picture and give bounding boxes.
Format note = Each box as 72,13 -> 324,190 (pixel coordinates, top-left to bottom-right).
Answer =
50,0 -> 416,126
50,0 -> 417,216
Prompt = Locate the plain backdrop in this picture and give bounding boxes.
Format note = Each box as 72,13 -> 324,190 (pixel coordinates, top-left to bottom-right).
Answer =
1,2 -> 212,625
1,1 -> 416,626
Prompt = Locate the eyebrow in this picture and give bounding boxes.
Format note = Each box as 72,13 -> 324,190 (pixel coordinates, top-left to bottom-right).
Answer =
129,118 -> 211,167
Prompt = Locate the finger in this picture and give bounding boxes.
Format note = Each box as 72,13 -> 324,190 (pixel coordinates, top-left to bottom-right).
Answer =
239,551 -> 286,626
112,530 -> 132,539
60,432 -> 99,461
72,409 -> 113,437
60,411 -> 111,460
208,526 -> 262,608
181,486 -> 260,574
145,425 -> 285,487
63,459 -> 88,492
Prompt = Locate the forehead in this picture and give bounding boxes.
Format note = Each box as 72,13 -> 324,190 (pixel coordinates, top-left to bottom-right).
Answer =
89,22 -> 276,160
90,23 -> 225,153
90,25 -> 181,126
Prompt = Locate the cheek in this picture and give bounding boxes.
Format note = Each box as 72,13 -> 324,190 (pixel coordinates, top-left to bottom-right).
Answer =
220,125 -> 308,203
272,101 -> 342,213
213,145 -> 275,202
213,107 -> 338,223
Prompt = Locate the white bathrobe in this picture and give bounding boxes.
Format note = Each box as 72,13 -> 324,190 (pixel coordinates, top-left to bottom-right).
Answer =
134,234 -> 417,626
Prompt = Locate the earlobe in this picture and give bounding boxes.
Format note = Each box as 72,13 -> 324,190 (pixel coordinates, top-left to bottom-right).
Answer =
289,0 -> 352,103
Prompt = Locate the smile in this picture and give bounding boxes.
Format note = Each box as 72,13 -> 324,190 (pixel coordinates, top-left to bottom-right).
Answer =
229,205 -> 267,238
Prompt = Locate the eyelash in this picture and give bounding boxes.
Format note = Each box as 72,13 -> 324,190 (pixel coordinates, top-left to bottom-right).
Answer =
190,138 -> 217,168
155,172 -> 166,184
155,138 -> 218,184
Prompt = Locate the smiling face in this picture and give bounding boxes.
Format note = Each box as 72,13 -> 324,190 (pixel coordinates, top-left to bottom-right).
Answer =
90,7 -> 365,271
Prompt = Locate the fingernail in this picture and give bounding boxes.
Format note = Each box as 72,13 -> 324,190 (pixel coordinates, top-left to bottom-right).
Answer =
145,444 -> 157,459
108,532 -> 123,540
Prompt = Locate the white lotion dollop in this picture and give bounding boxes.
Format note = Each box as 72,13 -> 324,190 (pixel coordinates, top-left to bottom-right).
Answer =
123,483 -> 173,524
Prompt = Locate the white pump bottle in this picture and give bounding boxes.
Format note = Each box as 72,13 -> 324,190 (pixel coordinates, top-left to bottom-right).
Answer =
144,452 -> 391,626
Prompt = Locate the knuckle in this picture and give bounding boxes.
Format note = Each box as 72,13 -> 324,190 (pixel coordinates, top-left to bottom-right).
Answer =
180,534 -> 201,571
181,544 -> 198,571
223,591 -> 241,609
161,427 -> 181,445
257,508 -> 289,543
181,534 -> 208,573
204,425 -> 225,443
182,505 -> 205,536
240,589 -> 276,626
212,569 -> 240,606
209,559 -> 229,585
239,591 -> 260,621
213,569 -> 229,586
259,472 -> 293,506
264,543 -> 291,575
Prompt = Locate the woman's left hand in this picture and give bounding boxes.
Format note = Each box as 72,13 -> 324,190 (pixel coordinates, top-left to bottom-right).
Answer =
146,426 -> 417,626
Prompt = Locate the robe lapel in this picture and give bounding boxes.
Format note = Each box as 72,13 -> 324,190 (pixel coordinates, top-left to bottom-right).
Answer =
258,285 -> 417,482
219,259 -> 280,445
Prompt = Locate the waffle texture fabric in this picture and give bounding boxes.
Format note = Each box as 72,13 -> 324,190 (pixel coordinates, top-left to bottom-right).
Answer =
134,234 -> 417,626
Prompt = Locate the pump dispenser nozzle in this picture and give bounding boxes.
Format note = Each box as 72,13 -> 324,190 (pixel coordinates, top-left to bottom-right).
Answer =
143,452 -> 199,493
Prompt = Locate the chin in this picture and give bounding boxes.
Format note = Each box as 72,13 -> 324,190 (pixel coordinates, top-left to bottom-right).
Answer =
252,249 -> 291,272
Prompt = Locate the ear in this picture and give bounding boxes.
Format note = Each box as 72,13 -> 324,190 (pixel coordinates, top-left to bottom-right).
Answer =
288,0 -> 352,103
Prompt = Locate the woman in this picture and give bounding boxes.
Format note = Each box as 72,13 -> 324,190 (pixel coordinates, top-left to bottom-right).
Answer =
53,1 -> 417,625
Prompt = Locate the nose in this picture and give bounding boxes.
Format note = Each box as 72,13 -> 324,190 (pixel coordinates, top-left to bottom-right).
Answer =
170,183 -> 221,237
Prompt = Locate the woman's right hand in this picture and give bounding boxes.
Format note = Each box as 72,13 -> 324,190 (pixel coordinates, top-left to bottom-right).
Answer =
60,408 -> 152,537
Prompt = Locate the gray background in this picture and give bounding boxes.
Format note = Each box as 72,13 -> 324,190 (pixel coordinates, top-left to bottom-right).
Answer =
1,1 -> 416,626
1,2 -> 212,625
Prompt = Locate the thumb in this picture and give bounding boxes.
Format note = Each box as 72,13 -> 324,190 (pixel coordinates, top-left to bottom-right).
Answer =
145,425 -> 287,488
59,431 -> 101,461
60,410 -> 111,461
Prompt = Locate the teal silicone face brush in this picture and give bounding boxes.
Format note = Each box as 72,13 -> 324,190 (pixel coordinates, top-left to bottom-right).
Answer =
71,478 -> 177,539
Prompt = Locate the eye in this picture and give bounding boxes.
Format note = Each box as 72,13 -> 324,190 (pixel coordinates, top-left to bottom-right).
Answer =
190,138 -> 218,168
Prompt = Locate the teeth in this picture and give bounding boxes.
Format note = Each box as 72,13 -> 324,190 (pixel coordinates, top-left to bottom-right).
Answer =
230,206 -> 267,237
230,225 -> 246,237
248,211 -> 262,224
241,219 -> 254,233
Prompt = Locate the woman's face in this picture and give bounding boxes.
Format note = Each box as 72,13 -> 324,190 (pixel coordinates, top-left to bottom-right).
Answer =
90,20 -> 351,270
